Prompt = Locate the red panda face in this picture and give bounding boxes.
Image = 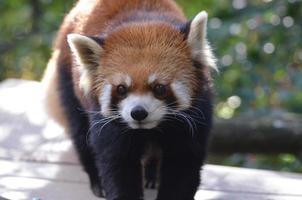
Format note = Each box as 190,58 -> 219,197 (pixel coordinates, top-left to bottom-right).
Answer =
95,24 -> 198,129
67,11 -> 216,129
99,72 -> 193,129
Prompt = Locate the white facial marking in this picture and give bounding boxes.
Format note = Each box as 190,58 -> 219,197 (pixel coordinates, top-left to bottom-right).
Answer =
112,73 -> 132,87
99,84 -> 112,116
124,74 -> 132,87
119,94 -> 166,129
79,70 -> 91,95
171,81 -> 191,110
148,73 -> 157,84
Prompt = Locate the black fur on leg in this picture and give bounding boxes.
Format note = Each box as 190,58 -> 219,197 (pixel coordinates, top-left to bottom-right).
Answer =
144,158 -> 158,189
57,65 -> 104,197
143,141 -> 161,190
155,88 -> 213,200
88,110 -> 146,200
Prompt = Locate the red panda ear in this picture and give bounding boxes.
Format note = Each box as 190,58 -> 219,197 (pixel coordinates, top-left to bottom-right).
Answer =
188,11 -> 207,51
67,34 -> 104,94
67,34 -> 103,71
187,11 -> 217,71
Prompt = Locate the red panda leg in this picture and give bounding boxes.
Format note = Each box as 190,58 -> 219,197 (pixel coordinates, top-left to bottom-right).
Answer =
88,117 -> 145,200
156,151 -> 201,200
57,64 -> 104,197
155,121 -> 209,200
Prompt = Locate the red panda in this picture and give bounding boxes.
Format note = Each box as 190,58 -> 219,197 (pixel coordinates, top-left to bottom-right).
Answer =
43,0 -> 216,199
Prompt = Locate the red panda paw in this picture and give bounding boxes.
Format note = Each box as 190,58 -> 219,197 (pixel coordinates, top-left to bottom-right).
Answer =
90,178 -> 105,197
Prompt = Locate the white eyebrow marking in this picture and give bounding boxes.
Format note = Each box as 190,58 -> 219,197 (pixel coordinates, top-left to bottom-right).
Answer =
171,81 -> 191,110
148,73 -> 157,84
124,74 -> 132,87
112,73 -> 132,86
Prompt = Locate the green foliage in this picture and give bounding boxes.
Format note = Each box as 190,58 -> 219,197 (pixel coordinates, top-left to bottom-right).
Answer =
209,153 -> 302,173
0,0 -> 75,80
205,0 -> 302,117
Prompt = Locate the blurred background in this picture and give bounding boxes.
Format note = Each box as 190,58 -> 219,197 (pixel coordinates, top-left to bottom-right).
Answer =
0,0 -> 301,173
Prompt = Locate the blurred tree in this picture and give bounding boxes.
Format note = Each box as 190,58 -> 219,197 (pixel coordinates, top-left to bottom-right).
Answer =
0,0 -> 75,80
205,0 -> 302,117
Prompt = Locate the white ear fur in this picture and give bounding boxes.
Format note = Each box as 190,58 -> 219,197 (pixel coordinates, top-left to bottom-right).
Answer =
188,11 -> 217,71
67,33 -> 103,94
188,11 -> 208,52
67,33 -> 102,69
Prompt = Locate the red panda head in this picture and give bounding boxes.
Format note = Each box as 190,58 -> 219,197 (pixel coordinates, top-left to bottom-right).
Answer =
67,11 -> 216,129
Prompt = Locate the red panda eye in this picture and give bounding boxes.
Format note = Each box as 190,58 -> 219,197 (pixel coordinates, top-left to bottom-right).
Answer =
116,85 -> 127,97
153,84 -> 167,98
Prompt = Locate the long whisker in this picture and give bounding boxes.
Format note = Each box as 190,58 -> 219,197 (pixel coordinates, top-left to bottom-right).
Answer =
189,106 -> 206,120
86,115 -> 120,144
162,102 -> 206,123
97,116 -> 121,137
166,108 -> 199,137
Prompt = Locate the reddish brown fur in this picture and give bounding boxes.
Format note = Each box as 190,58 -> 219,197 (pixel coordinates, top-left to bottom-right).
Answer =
53,0 -> 185,64
93,23 -> 198,97
43,0 -> 202,127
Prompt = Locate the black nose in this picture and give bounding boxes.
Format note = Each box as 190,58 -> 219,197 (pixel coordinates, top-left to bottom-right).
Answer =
131,106 -> 148,121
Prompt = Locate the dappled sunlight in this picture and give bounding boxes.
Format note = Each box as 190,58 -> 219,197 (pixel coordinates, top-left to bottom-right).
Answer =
0,159 -> 99,199
0,80 -> 46,132
42,120 -> 65,139
20,134 -> 41,151
1,191 -> 29,200
195,190 -> 222,199
0,177 -> 48,190
0,161 -> 19,176
202,165 -> 302,197
0,79 -> 71,164
0,126 -> 10,141
0,92 -> 101,198
37,140 -> 72,154
0,79 -> 95,199
0,80 -> 43,115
